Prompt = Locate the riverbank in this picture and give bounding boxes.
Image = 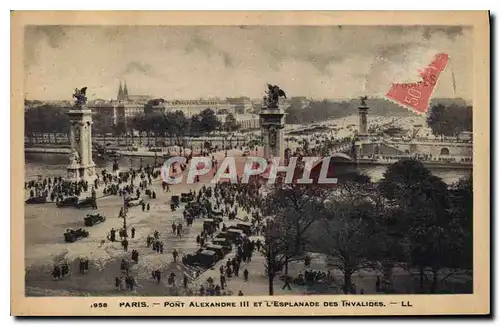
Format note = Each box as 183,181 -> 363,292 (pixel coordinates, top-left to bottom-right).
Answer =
355,158 -> 473,169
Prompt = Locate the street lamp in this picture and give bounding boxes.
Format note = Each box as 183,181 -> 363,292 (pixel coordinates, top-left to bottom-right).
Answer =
122,196 -> 128,231
265,219 -> 280,296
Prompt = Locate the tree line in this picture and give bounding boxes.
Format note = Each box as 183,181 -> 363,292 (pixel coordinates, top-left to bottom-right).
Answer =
427,104 -> 473,137
261,159 -> 472,294
25,103 -> 241,137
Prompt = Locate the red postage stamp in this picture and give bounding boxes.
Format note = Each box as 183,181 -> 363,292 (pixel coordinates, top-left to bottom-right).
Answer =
385,53 -> 449,114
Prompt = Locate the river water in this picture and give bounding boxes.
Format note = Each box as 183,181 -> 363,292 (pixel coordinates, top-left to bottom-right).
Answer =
24,153 -> 470,185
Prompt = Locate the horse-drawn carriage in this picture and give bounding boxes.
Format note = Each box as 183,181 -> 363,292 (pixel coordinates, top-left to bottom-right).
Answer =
25,195 -> 47,204
181,192 -> 195,203
84,213 -> 106,226
63,228 -> 89,243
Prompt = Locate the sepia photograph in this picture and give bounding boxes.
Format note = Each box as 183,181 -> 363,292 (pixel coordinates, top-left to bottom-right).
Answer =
11,11 -> 490,316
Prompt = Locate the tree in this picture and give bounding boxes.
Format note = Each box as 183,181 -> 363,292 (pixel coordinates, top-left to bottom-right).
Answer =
113,121 -> 127,136
93,110 -> 114,136
143,98 -> 165,115
259,219 -> 286,295
311,177 -> 386,294
378,159 -> 469,293
224,113 -> 240,132
163,110 -> 189,145
189,114 -> 203,135
197,108 -> 220,134
24,105 -> 70,135
427,104 -> 473,137
131,114 -> 147,133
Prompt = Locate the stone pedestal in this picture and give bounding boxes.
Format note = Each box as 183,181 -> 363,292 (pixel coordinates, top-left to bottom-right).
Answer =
67,105 -> 96,181
260,104 -> 286,161
358,105 -> 369,136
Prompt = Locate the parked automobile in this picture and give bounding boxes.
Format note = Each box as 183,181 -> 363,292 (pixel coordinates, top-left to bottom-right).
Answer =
226,228 -> 246,244
25,196 -> 47,204
212,238 -> 233,253
84,213 -> 106,226
182,250 -> 218,268
126,197 -> 144,208
56,196 -> 79,208
235,222 -> 252,235
75,197 -> 94,208
203,244 -> 225,260
197,250 -> 218,268
63,228 -> 89,243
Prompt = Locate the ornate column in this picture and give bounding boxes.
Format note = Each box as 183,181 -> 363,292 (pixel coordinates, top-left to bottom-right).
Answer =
67,87 -> 96,181
79,122 -> 87,166
69,123 -> 76,151
87,121 -> 94,165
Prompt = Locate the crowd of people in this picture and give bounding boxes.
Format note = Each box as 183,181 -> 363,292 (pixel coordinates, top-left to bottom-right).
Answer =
32,145 -> 339,296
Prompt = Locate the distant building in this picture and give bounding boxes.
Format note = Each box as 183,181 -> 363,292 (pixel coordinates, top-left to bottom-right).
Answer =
89,82 -> 258,131
216,113 -> 260,131
158,99 -> 237,117
117,81 -> 152,104
225,97 -> 253,114
90,102 -> 116,126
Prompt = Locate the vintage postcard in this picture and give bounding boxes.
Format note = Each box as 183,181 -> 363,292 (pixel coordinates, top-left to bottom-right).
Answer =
11,11 -> 490,316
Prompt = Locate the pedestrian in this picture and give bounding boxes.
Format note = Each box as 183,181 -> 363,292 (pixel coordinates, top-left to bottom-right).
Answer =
131,227 -> 136,239
172,249 -> 179,263
282,275 -> 292,290
238,290 -> 244,296
115,276 -> 121,291
141,202 -> 145,212
183,274 -> 189,288
122,238 -> 129,251
220,274 -> 226,290
243,269 -> 249,282
147,203 -> 150,211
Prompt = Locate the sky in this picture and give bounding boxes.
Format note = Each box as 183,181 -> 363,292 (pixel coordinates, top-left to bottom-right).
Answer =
24,25 -> 472,101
